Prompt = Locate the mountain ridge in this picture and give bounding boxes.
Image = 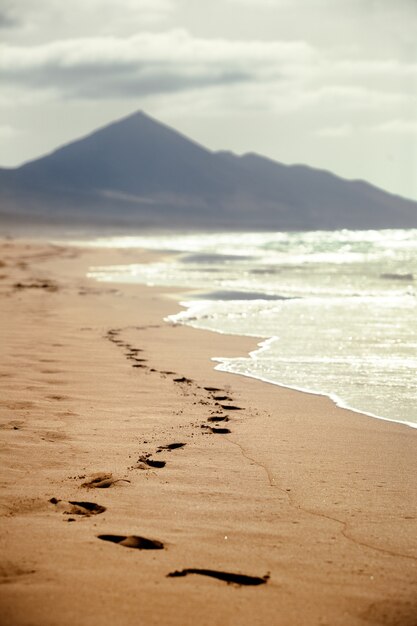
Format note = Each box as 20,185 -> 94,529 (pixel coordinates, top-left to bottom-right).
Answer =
1,110 -> 416,231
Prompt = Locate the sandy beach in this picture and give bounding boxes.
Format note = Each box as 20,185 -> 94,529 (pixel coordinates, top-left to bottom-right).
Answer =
0,238 -> 416,626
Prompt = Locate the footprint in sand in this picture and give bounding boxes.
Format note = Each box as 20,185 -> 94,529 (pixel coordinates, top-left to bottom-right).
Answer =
98,534 -> 164,550
173,377 -> 193,384
49,498 -> 106,516
207,416 -> 229,423
81,473 -> 130,488
167,569 -> 269,586
209,427 -> 232,434
201,425 -> 231,434
156,442 -> 186,452
219,404 -> 243,411
137,455 -> 166,469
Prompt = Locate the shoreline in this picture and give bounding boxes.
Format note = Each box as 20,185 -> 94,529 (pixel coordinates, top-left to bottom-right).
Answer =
1,238 -> 416,626
90,238 -> 417,429
165,314 -> 417,432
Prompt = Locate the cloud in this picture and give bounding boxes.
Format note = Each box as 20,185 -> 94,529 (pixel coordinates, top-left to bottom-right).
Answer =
0,31 -> 314,100
0,11 -> 19,29
2,0 -> 174,40
0,28 -> 414,120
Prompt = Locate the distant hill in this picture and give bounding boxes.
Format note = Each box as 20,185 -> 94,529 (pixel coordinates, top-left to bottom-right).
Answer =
1,110 -> 416,231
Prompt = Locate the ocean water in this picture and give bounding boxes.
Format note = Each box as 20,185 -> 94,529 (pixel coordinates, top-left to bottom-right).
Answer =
86,230 -> 417,428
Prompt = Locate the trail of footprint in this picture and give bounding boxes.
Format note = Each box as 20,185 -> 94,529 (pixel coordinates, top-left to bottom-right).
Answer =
98,534 -> 164,550
167,569 -> 269,586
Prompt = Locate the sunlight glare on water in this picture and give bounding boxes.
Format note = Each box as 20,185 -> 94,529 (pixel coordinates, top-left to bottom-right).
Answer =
86,229 -> 417,427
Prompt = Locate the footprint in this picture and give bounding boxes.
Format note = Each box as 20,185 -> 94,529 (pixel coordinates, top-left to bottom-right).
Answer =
156,443 -> 186,452
167,569 -> 269,586
204,387 -> 222,392
212,396 -> 232,401
46,394 -> 68,401
49,498 -> 106,516
81,473 -> 130,488
98,534 -> 164,550
210,427 -> 231,434
137,456 -> 166,469
207,416 -> 229,423
13,279 -> 58,292
173,377 -> 193,384
219,405 -> 242,411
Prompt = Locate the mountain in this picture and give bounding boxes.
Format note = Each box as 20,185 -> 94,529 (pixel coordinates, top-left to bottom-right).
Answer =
1,110 -> 416,231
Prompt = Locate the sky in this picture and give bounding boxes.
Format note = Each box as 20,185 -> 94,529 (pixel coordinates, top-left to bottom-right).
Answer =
0,0 -> 416,201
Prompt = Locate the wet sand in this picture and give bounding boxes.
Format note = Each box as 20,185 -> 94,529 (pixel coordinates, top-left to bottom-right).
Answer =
0,239 -> 416,626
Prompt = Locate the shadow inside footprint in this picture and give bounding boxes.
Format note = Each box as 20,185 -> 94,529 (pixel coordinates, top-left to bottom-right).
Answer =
49,498 -> 106,516
219,405 -> 242,411
82,473 -> 130,488
98,534 -> 164,550
212,396 -> 232,401
69,501 -> 106,514
207,416 -> 229,423
173,377 -> 193,384
167,568 -> 269,586
138,456 -> 166,469
157,443 -> 186,452
210,427 -> 231,434
204,386 -> 222,392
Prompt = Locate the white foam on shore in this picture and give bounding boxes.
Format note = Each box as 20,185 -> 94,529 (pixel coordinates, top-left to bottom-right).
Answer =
166,311 -> 417,430
86,228 -> 417,431
212,344 -> 417,431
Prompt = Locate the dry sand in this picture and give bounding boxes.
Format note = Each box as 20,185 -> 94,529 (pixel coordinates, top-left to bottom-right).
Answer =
0,238 -> 416,626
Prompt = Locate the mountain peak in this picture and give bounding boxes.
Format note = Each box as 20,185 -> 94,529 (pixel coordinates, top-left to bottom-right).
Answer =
1,111 -> 417,231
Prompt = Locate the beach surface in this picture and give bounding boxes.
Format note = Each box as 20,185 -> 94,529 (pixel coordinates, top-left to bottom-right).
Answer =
0,238 -> 416,626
